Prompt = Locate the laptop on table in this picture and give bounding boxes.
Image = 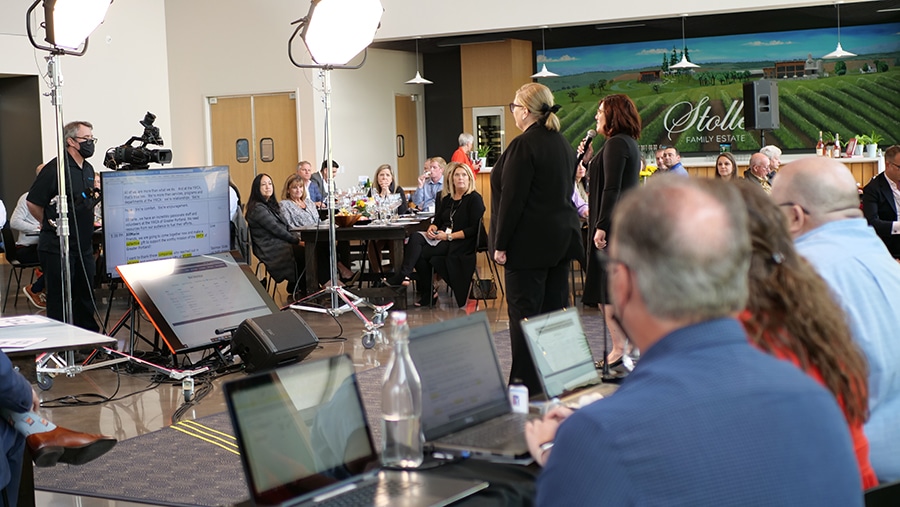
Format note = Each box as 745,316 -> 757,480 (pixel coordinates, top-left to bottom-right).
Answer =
521,307 -> 618,409
407,313 -> 532,464
224,354 -> 487,507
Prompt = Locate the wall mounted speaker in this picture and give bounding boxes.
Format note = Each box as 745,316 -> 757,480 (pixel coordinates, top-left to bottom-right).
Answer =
743,80 -> 780,131
232,311 -> 318,373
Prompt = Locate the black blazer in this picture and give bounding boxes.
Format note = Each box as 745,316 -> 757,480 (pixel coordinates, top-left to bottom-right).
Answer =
489,123 -> 582,270
862,172 -> 900,258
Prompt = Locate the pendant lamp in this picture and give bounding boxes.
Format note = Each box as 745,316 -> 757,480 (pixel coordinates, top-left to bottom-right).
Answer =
669,15 -> 700,70
532,26 -> 559,78
405,38 -> 433,84
823,2 -> 856,59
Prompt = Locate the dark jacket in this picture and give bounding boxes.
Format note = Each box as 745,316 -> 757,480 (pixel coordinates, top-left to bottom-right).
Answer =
430,191 -> 486,307
862,172 -> 900,258
246,202 -> 298,284
489,122 -> 581,270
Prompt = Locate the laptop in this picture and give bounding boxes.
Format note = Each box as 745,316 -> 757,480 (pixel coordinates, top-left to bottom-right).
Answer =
521,307 -> 618,409
224,354 -> 487,507
407,313 -> 531,463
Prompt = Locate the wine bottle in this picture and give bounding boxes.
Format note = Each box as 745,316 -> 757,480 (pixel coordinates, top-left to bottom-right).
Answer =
832,133 -> 842,159
816,131 -> 825,157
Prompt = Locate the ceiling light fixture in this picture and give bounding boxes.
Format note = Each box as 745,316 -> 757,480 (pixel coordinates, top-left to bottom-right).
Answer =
405,38 -> 433,85
823,2 -> 856,59
531,26 -> 559,78
670,14 -> 700,70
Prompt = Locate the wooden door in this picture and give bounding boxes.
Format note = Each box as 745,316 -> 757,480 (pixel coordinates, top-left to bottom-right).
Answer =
394,95 -> 419,188
209,93 -> 298,203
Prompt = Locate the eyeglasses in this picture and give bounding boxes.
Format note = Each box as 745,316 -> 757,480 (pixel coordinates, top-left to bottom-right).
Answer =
778,202 -> 811,215
888,160 -> 900,170
509,103 -> 526,114
74,136 -> 98,144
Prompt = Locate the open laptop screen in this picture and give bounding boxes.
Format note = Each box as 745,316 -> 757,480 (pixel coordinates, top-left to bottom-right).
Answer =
408,313 -> 510,439
224,355 -> 378,505
521,308 -> 600,398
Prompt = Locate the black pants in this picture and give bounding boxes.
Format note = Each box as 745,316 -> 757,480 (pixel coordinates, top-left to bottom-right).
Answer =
396,233 -> 449,301
39,248 -> 99,332
505,260 -> 570,394
16,245 -> 45,292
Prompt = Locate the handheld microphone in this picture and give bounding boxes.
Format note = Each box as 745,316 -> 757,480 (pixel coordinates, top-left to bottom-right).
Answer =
576,130 -> 597,163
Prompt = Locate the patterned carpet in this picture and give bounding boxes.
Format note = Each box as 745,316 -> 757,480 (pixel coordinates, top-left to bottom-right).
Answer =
35,314 -> 610,506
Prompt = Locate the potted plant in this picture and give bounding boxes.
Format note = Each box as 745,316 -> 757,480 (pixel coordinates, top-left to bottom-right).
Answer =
856,134 -> 872,157
867,132 -> 884,158
476,144 -> 493,168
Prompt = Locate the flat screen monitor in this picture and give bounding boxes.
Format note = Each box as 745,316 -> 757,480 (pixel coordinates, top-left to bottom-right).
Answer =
101,166 -> 231,279
116,252 -> 278,353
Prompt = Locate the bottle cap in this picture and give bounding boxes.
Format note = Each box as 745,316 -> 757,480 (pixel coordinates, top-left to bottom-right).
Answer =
391,311 -> 408,325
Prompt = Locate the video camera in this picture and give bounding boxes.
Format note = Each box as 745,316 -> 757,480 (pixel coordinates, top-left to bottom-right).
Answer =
104,112 -> 173,170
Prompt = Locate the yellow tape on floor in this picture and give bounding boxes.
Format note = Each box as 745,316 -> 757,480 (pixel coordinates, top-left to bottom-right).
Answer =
171,419 -> 240,455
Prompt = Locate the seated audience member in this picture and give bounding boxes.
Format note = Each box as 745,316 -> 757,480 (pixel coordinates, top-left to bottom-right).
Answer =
367,164 -> 409,276
295,161 -> 323,205
411,157 -> 445,210
661,146 -> 688,176
245,174 -> 303,294
574,159 -> 588,202
760,144 -> 783,178
736,181 -> 877,488
11,164 -> 47,308
387,163 -> 485,307
2,350 -> 115,506
450,133 -> 482,174
861,145 -> 900,259
311,159 -> 339,208
571,187 -> 588,219
714,152 -> 738,181
772,157 -> 900,483
743,152 -> 772,193
525,177 -> 862,505
279,174 -> 356,284
653,147 -> 667,172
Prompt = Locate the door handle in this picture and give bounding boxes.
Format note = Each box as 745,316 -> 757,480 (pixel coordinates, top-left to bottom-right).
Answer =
396,135 -> 405,158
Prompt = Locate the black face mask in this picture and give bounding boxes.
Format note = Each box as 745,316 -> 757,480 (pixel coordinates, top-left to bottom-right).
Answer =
77,139 -> 95,159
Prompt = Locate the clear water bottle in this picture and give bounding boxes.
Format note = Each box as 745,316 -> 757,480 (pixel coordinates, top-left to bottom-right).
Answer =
381,311 -> 423,468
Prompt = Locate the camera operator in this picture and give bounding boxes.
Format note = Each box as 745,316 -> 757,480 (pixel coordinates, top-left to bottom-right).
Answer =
26,121 -> 101,332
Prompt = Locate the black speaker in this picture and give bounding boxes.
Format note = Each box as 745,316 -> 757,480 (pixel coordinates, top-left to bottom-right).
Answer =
232,311 -> 318,373
743,80 -> 780,130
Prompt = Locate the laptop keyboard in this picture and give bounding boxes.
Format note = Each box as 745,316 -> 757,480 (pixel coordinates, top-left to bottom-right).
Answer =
439,412 -> 526,447
313,479 -> 409,506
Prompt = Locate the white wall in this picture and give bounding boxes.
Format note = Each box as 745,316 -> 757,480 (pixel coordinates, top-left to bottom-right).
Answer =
375,0 -> 867,40
163,0 -> 426,189
0,0 -> 171,163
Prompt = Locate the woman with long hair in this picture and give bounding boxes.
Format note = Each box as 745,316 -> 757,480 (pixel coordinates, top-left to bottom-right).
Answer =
490,83 -> 582,393
736,181 -> 877,489
368,164 -> 409,274
387,162 -> 484,307
582,94 -> 642,369
246,173 -> 303,293
715,152 -> 738,181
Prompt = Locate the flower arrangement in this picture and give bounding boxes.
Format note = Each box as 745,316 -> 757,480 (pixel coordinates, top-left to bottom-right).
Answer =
353,197 -> 376,217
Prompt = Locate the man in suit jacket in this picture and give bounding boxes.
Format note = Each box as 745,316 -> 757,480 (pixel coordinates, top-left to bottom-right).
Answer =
862,145 -> 900,259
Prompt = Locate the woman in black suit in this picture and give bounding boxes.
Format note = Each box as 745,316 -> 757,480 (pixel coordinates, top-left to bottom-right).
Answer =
582,94 -> 642,368
387,162 -> 484,307
245,173 -> 303,295
490,82 -> 583,393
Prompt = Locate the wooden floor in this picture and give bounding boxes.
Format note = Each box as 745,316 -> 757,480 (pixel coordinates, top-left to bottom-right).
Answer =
0,254 -> 594,506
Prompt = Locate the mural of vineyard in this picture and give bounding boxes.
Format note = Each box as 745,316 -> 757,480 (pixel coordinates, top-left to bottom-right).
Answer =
540,22 -> 900,154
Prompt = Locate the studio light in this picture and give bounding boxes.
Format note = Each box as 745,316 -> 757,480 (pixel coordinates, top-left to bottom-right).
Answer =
405,38 -> 433,85
299,0 -> 383,66
531,26 -> 559,78
823,2 -> 856,59
669,14 -> 700,70
43,0 -> 111,51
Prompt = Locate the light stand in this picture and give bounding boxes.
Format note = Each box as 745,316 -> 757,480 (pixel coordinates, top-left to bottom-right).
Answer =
26,0 -> 112,326
286,0 -> 390,348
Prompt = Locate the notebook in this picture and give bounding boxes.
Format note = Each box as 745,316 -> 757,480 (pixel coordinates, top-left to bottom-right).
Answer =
407,313 -> 531,463
224,354 -> 487,507
521,307 -> 618,408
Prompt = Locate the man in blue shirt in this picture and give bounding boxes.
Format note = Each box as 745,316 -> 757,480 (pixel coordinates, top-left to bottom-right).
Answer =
526,177 -> 861,506
411,157 -> 445,210
773,157 -> 900,483
662,146 -> 689,176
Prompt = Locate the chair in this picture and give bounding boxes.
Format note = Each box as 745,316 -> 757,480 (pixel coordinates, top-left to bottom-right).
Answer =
2,225 -> 40,312
474,220 -> 503,298
865,479 -> 900,507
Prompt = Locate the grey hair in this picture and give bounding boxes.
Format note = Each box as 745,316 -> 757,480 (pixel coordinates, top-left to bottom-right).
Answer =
63,121 -> 93,141
458,133 -> 474,147
759,145 -> 782,159
610,176 -> 751,322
